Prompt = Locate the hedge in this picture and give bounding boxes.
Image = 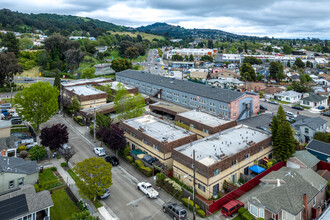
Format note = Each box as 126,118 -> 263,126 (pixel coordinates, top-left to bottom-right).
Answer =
196,209 -> 206,218
135,160 -> 145,168
11,128 -> 29,133
238,207 -> 248,216
17,146 -> 27,153
242,211 -> 254,220
181,198 -> 200,210
51,167 -> 57,171
61,162 -> 68,167
126,156 -> 133,163
257,218 -> 265,220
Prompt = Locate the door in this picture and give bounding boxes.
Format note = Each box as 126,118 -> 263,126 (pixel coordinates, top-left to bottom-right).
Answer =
231,173 -> 237,184
244,166 -> 249,175
213,184 -> 219,197
132,143 -> 136,150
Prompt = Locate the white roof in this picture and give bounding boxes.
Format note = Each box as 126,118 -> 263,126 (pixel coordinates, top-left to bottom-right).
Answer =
66,85 -> 106,96
175,124 -> 270,166
61,78 -> 111,87
123,115 -> 194,143
177,110 -> 231,127
276,90 -> 302,97
98,81 -> 135,91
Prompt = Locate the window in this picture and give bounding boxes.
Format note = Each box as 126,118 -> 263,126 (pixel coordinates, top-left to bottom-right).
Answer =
182,100 -> 187,104
131,132 -> 135,137
305,128 -> 309,134
154,145 -> 158,151
249,204 -> 258,217
233,113 -> 236,117
244,154 -> 249,160
210,102 -> 216,107
174,93 -> 179,97
190,124 -> 195,128
143,140 -> 148,145
9,180 -> 14,189
313,197 -> 316,207
198,183 -> 205,192
190,97 -> 197,101
232,160 -> 237,166
182,94 -> 187,99
203,129 -> 209,134
213,169 -> 220,176
18,178 -> 24,186
174,98 -> 179,102
258,208 -> 264,218
199,99 -> 206,104
210,108 -> 215,113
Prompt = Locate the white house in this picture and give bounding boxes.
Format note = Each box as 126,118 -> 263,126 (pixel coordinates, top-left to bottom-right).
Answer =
274,91 -> 302,103
300,93 -> 328,109
291,116 -> 327,143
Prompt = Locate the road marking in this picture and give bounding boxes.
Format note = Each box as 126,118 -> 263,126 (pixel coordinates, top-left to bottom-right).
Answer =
126,196 -> 146,206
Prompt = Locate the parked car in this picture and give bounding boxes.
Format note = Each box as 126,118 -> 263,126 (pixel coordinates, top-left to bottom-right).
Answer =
221,200 -> 244,217
285,111 -> 297,118
11,117 -> 22,125
321,111 -> 330,117
0,103 -> 12,109
24,78 -> 34,81
137,182 -> 159,198
260,105 -> 267,111
105,156 -> 119,166
286,116 -> 295,123
1,109 -> 9,117
98,188 -> 110,199
292,106 -> 304,111
318,106 -> 325,110
26,143 -> 38,150
256,126 -> 270,133
163,202 -> 187,220
93,147 -> 106,156
142,154 -> 159,165
11,132 -> 29,139
268,100 -> 279,105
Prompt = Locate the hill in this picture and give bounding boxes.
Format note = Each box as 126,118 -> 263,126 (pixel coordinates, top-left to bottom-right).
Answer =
136,22 -> 264,40
0,9 -> 129,37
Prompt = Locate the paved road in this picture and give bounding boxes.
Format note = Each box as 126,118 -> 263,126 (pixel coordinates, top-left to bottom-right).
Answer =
41,114 -> 173,220
14,76 -> 56,85
145,49 -> 166,76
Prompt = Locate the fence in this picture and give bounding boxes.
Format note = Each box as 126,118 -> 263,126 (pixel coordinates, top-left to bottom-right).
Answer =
208,161 -> 286,214
317,161 -> 330,171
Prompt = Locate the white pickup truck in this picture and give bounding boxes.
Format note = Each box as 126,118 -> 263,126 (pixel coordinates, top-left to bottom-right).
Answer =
137,182 -> 159,198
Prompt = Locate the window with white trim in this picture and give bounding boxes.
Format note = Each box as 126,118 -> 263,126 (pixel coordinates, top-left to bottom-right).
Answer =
210,102 -> 216,107
154,145 -> 158,151
232,160 -> 237,166
18,178 -> 24,186
249,204 -> 258,217
9,180 -> 14,189
258,208 -> 264,218
198,183 -> 205,192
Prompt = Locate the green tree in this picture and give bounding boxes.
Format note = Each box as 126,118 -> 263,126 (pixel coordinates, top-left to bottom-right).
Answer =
2,32 -> 19,54
14,81 -> 59,131
243,56 -> 262,65
282,45 -> 293,54
64,48 -> 85,74
125,46 -> 139,59
240,63 -> 256,81
208,39 -> 214,49
19,37 -> 33,50
269,61 -> 285,81
96,113 -> 113,128
81,67 -> 96,79
313,132 -> 330,143
74,157 -> 112,201
66,96 -> 81,114
111,58 -> 132,72
200,55 -> 213,62
53,73 -> 61,89
29,145 -> 47,161
69,210 -> 96,220
294,58 -> 305,69
0,52 -> 23,87
189,54 -> 194,62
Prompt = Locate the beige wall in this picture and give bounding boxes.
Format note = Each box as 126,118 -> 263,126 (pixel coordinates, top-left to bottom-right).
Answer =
125,134 -> 173,168
0,172 -> 38,194
173,146 -> 273,199
0,127 -> 11,138
80,98 -> 107,109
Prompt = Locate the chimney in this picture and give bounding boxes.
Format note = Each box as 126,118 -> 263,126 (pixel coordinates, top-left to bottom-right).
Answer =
303,194 -> 308,220
315,206 -> 322,219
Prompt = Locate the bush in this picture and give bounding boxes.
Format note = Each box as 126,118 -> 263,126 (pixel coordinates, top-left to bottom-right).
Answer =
131,162 -> 138,169
257,218 -> 265,220
196,209 -> 206,218
126,155 -> 133,162
123,146 -> 130,157
269,158 -> 277,165
73,116 -> 84,126
242,211 -> 254,220
61,162 -> 68,167
19,150 -> 28,159
181,198 -> 200,210
238,207 -> 248,216
135,160 -> 145,169
56,154 -> 62,159
51,167 -> 57,171
142,167 -> 152,177
156,173 -> 166,186
89,125 -> 94,135
17,146 -> 27,153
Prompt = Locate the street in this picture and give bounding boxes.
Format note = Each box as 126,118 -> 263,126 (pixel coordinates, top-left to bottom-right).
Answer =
144,49 -> 166,76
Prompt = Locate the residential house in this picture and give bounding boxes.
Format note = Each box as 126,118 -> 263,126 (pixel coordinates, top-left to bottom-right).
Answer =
116,70 -> 260,121
274,91 -> 302,103
93,63 -> 115,76
172,124 -> 272,199
306,139 -> 330,163
291,117 -> 327,143
119,115 -> 197,168
0,185 -> 53,220
0,120 -> 12,138
0,137 -> 19,157
287,150 -> 320,171
206,78 -> 244,89
189,69 -> 208,79
300,93 -> 328,109
95,46 -> 108,53
0,156 -> 38,194
174,110 -> 237,138
210,69 -> 239,79
248,167 -> 327,220
238,82 -> 266,92
260,86 -> 285,97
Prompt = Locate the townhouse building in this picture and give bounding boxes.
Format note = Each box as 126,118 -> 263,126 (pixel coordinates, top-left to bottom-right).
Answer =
172,124 -> 272,199
116,70 -> 260,120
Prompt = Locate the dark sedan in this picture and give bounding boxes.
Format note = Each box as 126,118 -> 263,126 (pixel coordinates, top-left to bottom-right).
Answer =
105,156 -> 119,166
292,106 -> 304,111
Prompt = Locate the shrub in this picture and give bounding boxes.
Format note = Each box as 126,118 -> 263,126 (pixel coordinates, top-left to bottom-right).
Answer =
17,146 -> 27,153
196,209 -> 206,218
51,167 -> 57,171
123,146 -> 130,157
269,158 -> 277,165
181,198 -> 200,210
61,162 -> 68,167
131,162 -> 138,169
142,167 -> 152,177
238,207 -> 248,216
242,210 -> 254,220
56,154 -> 62,159
89,125 -> 94,135
19,150 -> 28,159
156,173 -> 166,186
257,218 -> 265,220
126,155 -> 133,162
135,160 -> 145,169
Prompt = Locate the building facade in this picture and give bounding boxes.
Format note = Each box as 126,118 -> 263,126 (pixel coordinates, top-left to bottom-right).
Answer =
116,70 -> 260,120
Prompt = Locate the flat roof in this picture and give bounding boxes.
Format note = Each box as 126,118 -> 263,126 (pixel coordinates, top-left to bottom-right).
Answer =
175,124 -> 270,166
150,102 -> 189,114
123,115 -> 194,143
66,85 -> 106,96
80,102 -> 115,115
177,110 -> 231,127
61,78 -> 111,87
98,81 -> 135,91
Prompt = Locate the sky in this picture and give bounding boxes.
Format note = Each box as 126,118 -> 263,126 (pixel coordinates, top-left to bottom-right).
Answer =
2,0 -> 330,39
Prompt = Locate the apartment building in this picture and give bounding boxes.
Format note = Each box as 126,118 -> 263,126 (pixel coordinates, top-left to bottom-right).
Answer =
174,110 -> 237,138
116,70 -> 260,120
172,124 -> 272,199
120,115 -> 197,168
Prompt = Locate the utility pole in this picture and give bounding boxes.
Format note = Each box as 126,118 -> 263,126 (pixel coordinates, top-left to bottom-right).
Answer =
10,87 -> 13,104
193,149 -> 196,220
93,100 -> 96,143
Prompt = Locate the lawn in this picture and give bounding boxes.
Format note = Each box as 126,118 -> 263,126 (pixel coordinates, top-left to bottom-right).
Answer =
292,104 -> 311,109
270,99 -> 290,104
50,188 -> 79,220
108,31 -> 165,41
18,66 -> 40,77
35,168 -> 62,191
67,169 -> 79,182
1,98 -> 15,105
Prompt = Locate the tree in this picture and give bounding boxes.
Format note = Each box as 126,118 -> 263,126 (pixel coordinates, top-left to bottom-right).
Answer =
287,60 -> 291,67
96,113 -> 113,128
243,56 -> 262,65
19,37 -> 34,50
45,34 -> 80,61
29,145 -> 47,161
200,55 -> 213,62
0,52 -> 23,87
292,73 -> 311,93
244,42 -> 248,52
282,45 -> 293,54
189,54 -> 194,62
240,63 -> 256,81
70,210 -> 96,220
2,32 -> 19,54
81,67 -> 96,79
14,81 -> 59,131
62,150 -> 75,164
271,105 -> 296,161
136,34 -> 143,42
111,58 -> 132,72
106,124 -> 126,156
125,46 -> 139,59
208,39 -> 214,49
313,132 -> 330,143
40,124 -> 69,151
294,58 -> 305,69
64,48 -> 85,74
118,40 -> 134,56
269,61 -> 285,81
53,73 -> 61,89
74,157 -> 112,201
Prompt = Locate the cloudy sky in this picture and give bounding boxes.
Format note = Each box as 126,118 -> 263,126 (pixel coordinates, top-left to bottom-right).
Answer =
2,0 -> 330,38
